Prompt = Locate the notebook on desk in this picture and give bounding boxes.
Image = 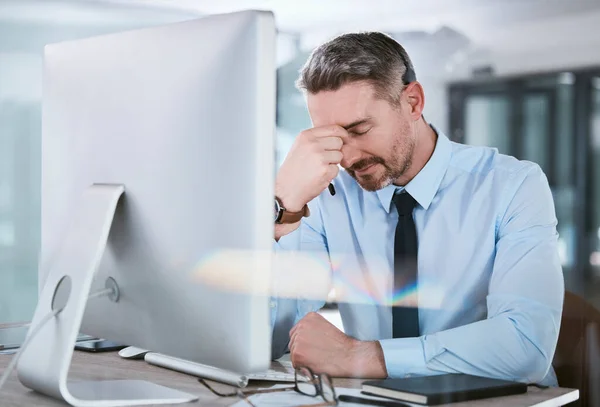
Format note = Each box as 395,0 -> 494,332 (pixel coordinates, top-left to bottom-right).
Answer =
362,374 -> 528,405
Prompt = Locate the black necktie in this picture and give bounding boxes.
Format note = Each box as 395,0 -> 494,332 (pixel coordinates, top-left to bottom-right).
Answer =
392,191 -> 420,338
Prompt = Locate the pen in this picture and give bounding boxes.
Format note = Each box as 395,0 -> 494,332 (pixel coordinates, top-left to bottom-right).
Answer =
328,183 -> 336,196
338,395 -> 411,407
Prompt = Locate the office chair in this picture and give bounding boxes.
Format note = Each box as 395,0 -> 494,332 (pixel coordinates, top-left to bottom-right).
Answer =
553,291 -> 600,407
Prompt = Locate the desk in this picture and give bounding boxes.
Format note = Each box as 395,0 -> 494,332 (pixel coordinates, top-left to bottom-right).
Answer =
0,352 -> 579,407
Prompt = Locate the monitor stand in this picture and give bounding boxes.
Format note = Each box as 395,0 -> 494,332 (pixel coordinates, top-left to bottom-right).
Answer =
17,184 -> 198,406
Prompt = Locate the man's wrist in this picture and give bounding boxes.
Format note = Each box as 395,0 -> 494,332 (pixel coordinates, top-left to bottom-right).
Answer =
275,182 -> 305,213
348,339 -> 388,378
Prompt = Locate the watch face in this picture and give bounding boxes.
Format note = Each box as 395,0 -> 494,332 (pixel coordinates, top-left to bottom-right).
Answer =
274,199 -> 280,222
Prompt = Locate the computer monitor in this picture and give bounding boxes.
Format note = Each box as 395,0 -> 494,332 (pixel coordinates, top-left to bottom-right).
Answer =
17,10 -> 275,406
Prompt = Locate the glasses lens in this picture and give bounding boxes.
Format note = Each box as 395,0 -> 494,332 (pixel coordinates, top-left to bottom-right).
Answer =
320,375 -> 336,402
295,367 -> 317,396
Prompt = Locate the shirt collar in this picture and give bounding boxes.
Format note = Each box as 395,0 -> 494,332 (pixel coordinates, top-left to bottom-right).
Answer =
376,125 -> 452,213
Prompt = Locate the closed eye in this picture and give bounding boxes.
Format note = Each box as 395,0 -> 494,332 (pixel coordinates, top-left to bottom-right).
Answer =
351,128 -> 371,136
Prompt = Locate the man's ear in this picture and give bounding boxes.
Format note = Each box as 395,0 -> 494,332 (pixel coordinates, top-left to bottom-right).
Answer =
404,82 -> 425,121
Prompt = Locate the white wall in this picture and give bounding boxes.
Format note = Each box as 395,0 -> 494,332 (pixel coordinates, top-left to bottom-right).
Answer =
449,10 -> 600,77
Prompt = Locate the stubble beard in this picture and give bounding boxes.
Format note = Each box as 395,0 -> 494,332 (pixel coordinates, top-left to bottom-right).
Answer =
348,137 -> 415,192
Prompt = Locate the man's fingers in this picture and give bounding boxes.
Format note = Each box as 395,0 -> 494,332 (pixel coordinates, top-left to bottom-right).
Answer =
327,164 -> 340,180
289,327 -> 302,366
323,151 -> 343,165
318,136 -> 344,151
289,323 -> 300,350
289,322 -> 299,338
312,125 -> 348,139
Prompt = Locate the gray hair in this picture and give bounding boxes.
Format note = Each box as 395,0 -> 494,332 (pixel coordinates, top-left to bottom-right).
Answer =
296,32 -> 416,105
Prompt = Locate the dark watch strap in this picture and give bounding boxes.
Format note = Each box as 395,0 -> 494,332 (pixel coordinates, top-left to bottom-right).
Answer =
279,205 -> 310,224
276,197 -> 310,224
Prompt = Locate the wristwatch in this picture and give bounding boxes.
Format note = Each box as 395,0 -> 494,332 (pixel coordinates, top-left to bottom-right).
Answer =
274,197 -> 310,224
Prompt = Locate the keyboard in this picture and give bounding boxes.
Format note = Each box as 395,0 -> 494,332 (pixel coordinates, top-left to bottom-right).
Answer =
246,359 -> 296,382
143,352 -> 296,387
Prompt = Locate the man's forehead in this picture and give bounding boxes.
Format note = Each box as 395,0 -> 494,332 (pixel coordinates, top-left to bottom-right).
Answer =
307,82 -> 377,125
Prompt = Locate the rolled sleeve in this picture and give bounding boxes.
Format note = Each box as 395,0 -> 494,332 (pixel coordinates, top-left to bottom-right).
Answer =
379,337 -> 441,378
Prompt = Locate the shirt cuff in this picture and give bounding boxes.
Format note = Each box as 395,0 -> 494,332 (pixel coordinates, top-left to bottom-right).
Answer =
274,226 -> 302,251
378,337 -> 428,378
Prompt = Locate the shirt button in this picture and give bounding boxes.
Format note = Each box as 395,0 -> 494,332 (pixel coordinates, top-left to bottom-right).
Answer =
269,301 -> 276,309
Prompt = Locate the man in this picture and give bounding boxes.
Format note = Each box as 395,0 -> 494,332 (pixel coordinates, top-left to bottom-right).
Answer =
272,32 -> 563,386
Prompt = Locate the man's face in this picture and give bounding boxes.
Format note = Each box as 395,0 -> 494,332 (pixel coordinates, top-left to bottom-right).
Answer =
307,81 -> 416,191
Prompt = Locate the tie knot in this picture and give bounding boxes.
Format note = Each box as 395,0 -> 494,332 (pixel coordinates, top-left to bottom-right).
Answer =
392,191 -> 417,216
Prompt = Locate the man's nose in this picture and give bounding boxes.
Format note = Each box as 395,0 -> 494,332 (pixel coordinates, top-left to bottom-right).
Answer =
340,143 -> 362,169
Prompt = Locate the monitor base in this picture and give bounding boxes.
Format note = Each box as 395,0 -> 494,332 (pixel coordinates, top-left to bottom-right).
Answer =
67,380 -> 197,406
17,184 -> 197,406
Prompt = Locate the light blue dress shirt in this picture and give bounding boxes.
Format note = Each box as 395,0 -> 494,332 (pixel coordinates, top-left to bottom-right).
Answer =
272,129 -> 563,386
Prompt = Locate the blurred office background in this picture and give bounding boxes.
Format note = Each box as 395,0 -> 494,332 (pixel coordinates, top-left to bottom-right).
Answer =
1,0 -> 600,349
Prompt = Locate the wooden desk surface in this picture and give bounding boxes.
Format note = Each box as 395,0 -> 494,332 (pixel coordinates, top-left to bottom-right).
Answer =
0,351 -> 579,407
